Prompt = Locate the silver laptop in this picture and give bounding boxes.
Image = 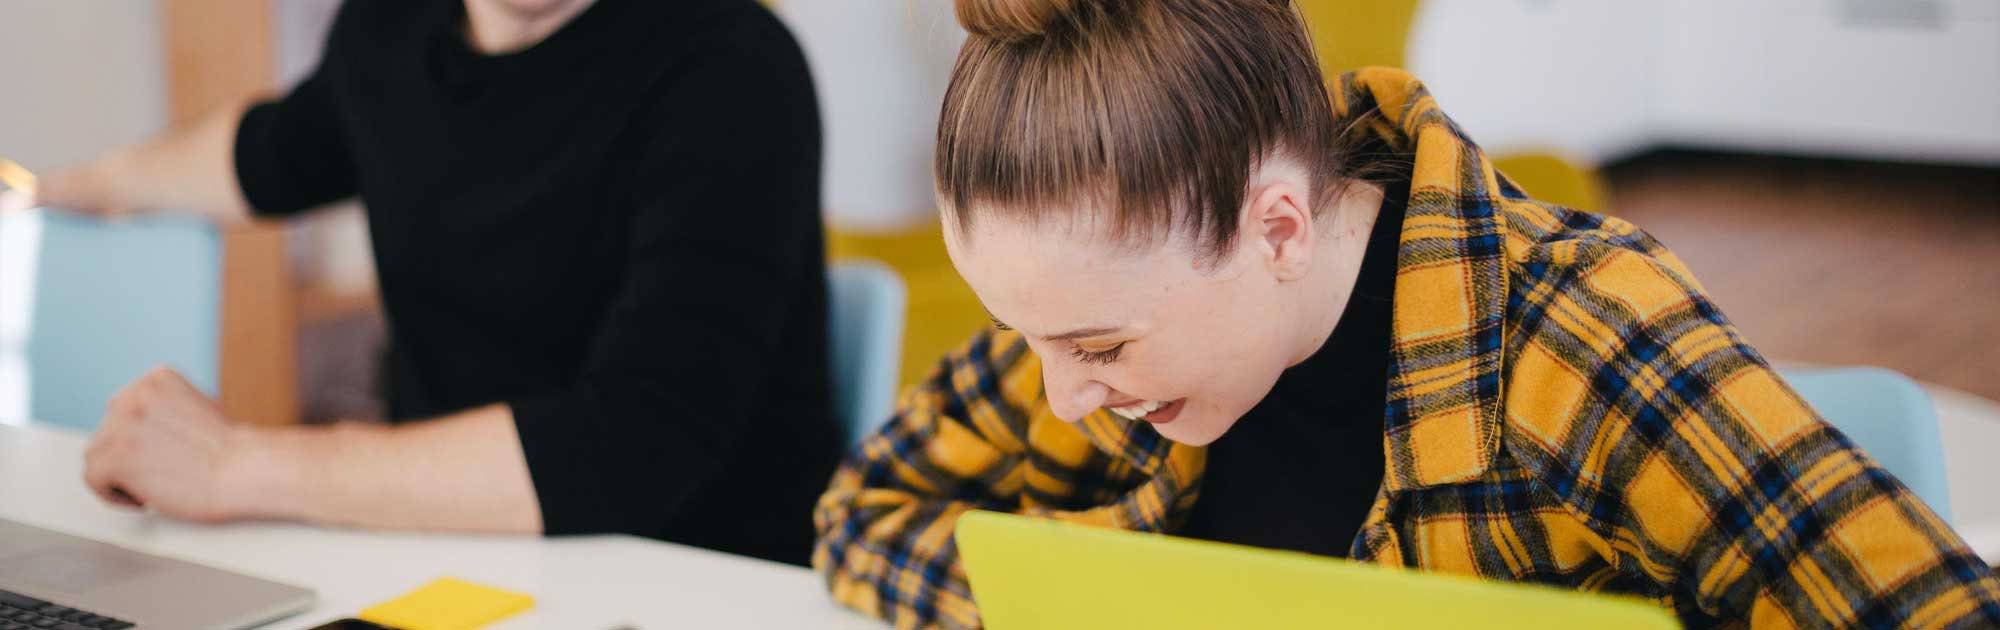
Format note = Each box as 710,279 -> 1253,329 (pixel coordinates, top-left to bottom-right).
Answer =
0,518 -> 315,630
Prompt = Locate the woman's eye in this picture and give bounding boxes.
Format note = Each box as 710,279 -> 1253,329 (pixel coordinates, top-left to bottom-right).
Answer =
1069,343 -> 1125,365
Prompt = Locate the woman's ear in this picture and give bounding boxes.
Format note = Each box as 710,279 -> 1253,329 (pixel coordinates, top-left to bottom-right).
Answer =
1239,180 -> 1314,281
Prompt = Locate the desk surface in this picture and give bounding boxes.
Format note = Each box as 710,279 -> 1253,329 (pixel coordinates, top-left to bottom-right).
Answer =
0,422 -> 884,630
4,397 -> 1997,629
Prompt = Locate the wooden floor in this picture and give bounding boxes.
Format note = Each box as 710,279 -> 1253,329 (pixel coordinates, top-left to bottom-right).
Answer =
1602,152 -> 2000,401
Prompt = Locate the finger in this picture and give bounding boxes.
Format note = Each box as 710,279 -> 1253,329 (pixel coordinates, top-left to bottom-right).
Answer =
82,429 -> 147,510
108,486 -> 145,508
82,456 -> 142,509
81,419 -> 125,468
150,368 -> 229,425
151,366 -> 199,394
103,383 -> 146,424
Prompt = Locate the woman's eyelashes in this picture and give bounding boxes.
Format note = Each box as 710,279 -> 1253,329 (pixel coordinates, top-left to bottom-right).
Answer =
990,315 -> 1124,364
1069,342 -> 1126,365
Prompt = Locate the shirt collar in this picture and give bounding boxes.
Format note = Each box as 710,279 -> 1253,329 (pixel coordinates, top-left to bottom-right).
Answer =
1343,68 -> 1512,490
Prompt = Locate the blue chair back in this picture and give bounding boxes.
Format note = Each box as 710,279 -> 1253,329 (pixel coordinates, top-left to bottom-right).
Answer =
828,260 -> 906,446
24,212 -> 220,430
1780,366 -> 1953,523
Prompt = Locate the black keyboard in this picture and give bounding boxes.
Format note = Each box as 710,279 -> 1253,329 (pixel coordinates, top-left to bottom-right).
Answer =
0,590 -> 133,630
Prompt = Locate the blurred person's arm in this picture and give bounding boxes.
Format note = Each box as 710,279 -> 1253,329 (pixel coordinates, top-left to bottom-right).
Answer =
812,329 -> 1034,630
29,5 -> 359,225
82,367 -> 542,533
811,328 -> 1203,630
30,101 -> 256,224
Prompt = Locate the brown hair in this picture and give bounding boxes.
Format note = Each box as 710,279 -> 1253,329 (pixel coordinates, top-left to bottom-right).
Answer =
938,0 -> 1389,265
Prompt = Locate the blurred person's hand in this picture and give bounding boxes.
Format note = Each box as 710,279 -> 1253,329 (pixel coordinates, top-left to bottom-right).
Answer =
78,366 -> 545,533
7,100 -> 259,224
83,367 -> 260,523
38,161 -> 142,219
24,159 -> 142,219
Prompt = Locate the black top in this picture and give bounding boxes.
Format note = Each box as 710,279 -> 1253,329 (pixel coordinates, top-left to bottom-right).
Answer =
1177,183 -> 1406,558
233,0 -> 840,565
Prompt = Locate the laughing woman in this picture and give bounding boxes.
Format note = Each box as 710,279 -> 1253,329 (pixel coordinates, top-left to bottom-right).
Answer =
812,0 -> 2000,627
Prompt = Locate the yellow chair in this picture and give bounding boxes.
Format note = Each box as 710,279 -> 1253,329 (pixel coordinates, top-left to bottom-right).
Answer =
1296,0 -> 1608,213
1490,151 -> 1609,213
828,223 -> 991,390
1297,0 -> 1420,71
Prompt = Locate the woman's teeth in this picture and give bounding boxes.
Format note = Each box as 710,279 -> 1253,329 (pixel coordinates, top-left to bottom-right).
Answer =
1109,399 -> 1170,420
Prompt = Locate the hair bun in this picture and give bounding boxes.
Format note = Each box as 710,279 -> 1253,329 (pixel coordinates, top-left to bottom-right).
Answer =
954,0 -> 1081,40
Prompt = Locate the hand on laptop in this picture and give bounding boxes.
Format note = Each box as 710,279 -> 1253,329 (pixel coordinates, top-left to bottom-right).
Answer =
82,367 -> 263,523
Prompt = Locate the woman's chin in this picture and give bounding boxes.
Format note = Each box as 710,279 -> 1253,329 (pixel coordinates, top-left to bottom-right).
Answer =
1149,409 -> 1237,447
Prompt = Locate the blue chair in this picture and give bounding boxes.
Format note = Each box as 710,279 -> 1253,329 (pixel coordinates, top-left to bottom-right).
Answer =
1780,366 -> 1953,523
828,260 -> 906,446
23,211 -> 220,430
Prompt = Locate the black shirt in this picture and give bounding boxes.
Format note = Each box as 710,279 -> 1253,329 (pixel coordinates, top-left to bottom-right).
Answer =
232,0 -> 840,565
1177,184 -> 1406,557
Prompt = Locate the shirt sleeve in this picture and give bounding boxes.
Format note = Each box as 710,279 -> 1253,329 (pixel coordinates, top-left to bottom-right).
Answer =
810,327 -> 1198,630
233,53 -> 357,217
1506,240 -> 2000,627
505,14 -> 825,538
811,329 -> 1031,630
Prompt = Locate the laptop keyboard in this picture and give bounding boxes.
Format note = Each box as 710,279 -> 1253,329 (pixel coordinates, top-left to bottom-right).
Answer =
0,590 -> 134,630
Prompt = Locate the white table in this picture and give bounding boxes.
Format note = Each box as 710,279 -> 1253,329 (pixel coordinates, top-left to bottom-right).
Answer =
0,422 -> 885,630
1929,385 -> 2000,565
3,403 -> 1995,630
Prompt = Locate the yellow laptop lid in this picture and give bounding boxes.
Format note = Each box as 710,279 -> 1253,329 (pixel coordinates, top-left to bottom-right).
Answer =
954,511 -> 1679,630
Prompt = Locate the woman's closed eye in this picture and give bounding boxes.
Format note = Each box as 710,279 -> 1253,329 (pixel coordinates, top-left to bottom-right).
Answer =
1069,342 -> 1125,365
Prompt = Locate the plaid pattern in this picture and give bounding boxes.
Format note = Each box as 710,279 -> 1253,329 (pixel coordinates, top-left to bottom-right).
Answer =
811,68 -> 2000,629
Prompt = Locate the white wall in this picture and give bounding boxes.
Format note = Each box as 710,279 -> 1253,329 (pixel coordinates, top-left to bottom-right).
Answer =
1408,1 -> 1663,164
0,1 -> 169,422
1410,0 -> 2000,166
0,2 -> 167,169
774,1 -> 967,232
1653,0 -> 2000,164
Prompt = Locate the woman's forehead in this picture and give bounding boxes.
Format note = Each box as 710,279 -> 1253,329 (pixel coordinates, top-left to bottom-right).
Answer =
948,214 -> 1206,332
943,201 -> 1195,263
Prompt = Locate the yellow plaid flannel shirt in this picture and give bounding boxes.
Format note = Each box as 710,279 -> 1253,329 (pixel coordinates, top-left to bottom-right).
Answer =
812,68 -> 2000,629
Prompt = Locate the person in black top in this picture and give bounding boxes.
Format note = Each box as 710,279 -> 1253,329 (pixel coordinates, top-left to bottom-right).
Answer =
14,0 -> 839,566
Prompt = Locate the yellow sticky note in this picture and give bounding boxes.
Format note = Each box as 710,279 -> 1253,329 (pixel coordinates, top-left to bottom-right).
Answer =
358,577 -> 535,630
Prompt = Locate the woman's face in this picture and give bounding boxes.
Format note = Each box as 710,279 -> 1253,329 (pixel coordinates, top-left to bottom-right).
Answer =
944,177 -> 1340,446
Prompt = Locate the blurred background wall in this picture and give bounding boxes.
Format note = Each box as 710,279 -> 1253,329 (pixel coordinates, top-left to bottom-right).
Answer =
0,3 -> 169,424
2,0 -> 1995,420
2,0 -> 298,426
